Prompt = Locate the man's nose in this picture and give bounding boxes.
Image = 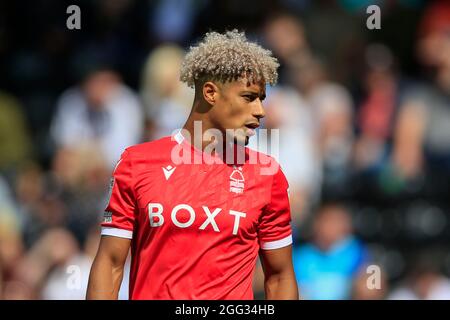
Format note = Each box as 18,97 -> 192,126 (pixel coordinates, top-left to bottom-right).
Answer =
253,99 -> 266,119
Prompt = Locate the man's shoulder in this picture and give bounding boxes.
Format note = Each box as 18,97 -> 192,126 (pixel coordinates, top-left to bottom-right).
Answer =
245,146 -> 280,168
246,146 -> 272,157
123,136 -> 176,158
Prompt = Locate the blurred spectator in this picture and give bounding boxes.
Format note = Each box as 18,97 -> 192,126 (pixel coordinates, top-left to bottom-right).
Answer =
16,228 -> 79,298
140,44 -> 194,140
292,203 -> 370,299
288,53 -> 355,203
310,83 -> 354,198
14,150 -> 108,251
14,162 -> 66,249
263,12 -> 312,79
50,67 -> 144,169
264,12 -> 311,65
0,92 -> 32,173
349,42 -> 427,197
50,144 -> 110,246
388,1 -> 450,181
289,55 -> 327,98
41,226 -> 129,300
353,44 -> 400,173
389,254 -> 450,300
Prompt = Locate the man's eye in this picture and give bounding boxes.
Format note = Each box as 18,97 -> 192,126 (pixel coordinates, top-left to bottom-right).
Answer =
243,95 -> 255,101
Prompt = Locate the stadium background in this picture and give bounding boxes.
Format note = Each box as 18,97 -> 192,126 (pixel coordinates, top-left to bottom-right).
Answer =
1,0 -> 450,299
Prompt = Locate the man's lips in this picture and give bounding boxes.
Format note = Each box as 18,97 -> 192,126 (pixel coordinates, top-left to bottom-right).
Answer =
245,123 -> 260,129
244,123 -> 259,136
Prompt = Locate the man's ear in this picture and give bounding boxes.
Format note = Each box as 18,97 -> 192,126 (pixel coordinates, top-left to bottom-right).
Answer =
202,81 -> 219,105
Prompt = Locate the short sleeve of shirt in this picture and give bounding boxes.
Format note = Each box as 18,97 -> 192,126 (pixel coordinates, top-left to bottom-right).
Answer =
101,150 -> 135,239
258,165 -> 293,250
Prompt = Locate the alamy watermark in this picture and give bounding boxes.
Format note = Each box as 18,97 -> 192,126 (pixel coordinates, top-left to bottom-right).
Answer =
169,121 -> 280,175
66,5 -> 81,30
366,5 -> 381,30
366,264 -> 382,290
66,265 -> 82,290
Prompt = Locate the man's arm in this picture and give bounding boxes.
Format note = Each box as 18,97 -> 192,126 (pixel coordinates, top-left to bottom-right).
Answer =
259,245 -> 299,300
86,235 -> 131,300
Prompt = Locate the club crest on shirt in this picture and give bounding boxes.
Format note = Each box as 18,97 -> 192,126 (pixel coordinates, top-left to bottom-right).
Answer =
230,166 -> 244,194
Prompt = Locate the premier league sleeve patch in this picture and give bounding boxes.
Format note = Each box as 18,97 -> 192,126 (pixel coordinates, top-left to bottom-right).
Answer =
103,211 -> 113,223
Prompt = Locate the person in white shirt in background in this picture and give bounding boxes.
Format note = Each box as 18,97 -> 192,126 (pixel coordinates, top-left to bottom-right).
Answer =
51,67 -> 144,170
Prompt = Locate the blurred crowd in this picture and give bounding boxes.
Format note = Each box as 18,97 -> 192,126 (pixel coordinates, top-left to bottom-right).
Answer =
1,0 -> 450,300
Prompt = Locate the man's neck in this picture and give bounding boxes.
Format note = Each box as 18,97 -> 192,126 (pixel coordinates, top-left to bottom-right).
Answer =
182,111 -> 214,153
182,118 -> 245,165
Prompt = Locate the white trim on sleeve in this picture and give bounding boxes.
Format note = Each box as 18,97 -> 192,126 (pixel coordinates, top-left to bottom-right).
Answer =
101,227 -> 133,239
260,234 -> 293,250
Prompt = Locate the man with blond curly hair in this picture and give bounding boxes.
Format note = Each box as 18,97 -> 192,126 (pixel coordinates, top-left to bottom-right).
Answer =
87,30 -> 298,300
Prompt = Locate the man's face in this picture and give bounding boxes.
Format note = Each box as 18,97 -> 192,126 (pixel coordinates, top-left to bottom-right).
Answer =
208,78 -> 266,146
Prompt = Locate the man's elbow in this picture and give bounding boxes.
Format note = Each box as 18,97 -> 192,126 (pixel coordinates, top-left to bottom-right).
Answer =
264,270 -> 299,300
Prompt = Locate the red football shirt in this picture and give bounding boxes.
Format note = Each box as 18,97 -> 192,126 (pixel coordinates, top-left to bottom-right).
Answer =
101,131 -> 293,299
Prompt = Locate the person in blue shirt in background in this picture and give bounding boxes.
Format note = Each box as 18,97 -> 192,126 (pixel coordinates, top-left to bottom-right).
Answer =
293,202 -> 370,300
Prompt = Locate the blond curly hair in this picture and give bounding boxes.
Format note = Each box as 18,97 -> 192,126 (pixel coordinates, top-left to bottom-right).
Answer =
180,30 -> 279,88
